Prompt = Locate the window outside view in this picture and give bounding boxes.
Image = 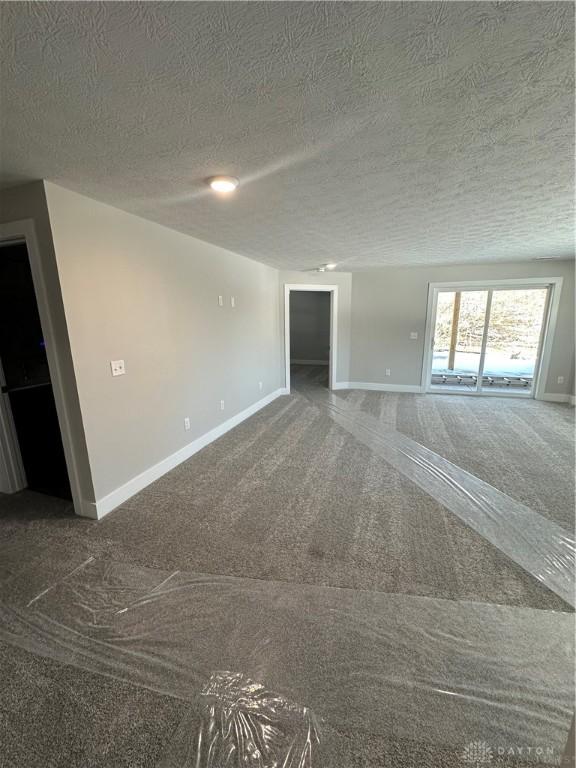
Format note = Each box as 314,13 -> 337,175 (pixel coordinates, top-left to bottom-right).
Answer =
431,288 -> 548,391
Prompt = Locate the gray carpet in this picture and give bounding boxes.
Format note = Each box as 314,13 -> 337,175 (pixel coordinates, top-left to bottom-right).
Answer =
298,365 -> 575,530
0,640 -> 186,768
0,366 -> 574,766
0,640 -> 550,768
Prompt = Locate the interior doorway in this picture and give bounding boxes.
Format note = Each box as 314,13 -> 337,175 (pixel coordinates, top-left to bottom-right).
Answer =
422,279 -> 563,398
0,241 -> 72,499
284,284 -> 338,393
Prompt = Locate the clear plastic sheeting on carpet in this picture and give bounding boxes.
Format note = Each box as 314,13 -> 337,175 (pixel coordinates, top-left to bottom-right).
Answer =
298,386 -> 576,607
0,537 -> 97,608
158,671 -> 319,768
0,558 -> 573,766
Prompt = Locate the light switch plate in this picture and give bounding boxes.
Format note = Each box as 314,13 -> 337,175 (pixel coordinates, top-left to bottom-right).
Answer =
110,359 -> 125,377
230,296 -> 236,308
218,295 -> 223,307
410,331 -> 418,340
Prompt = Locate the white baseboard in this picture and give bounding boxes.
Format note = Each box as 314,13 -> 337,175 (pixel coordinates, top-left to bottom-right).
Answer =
540,392 -> 571,404
89,388 -> 287,520
333,381 -> 424,393
291,359 -> 329,365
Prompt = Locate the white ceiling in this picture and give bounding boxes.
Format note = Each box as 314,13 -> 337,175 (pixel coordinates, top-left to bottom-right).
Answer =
1,2 -> 574,271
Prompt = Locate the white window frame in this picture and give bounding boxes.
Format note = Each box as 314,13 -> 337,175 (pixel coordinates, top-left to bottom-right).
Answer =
421,277 -> 564,400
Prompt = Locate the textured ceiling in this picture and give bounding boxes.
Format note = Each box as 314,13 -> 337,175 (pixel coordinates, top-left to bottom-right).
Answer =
0,2 -> 574,270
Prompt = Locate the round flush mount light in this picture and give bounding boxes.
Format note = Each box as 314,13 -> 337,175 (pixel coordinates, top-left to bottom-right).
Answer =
325,263 -> 337,270
207,176 -> 239,194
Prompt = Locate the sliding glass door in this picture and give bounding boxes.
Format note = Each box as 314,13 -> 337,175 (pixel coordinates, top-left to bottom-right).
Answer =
481,289 -> 548,392
429,285 -> 549,395
431,290 -> 488,390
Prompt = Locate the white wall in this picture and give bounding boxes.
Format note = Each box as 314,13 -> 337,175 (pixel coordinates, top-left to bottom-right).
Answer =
280,271 -> 352,384
289,291 -> 331,362
44,183 -> 283,514
350,261 -> 575,396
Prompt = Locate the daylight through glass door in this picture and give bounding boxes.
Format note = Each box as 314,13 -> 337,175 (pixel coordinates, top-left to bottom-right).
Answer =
430,287 -> 549,395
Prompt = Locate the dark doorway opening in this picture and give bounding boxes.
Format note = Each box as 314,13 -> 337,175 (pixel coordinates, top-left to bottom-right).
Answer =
289,290 -> 331,390
0,241 -> 71,499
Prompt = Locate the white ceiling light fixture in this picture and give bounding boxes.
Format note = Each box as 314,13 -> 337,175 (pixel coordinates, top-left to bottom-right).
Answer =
207,176 -> 239,194
325,263 -> 337,270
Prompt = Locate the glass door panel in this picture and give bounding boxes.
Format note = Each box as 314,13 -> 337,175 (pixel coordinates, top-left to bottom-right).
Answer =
431,290 -> 488,390
480,288 -> 548,393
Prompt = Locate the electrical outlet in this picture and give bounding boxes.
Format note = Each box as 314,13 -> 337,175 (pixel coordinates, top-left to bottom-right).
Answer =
557,376 -> 565,384
410,331 -> 418,340
220,400 -> 225,411
110,359 -> 125,377
230,296 -> 236,308
385,368 -> 391,377
218,295 -> 223,307
184,417 -> 191,431
259,381 -> 263,392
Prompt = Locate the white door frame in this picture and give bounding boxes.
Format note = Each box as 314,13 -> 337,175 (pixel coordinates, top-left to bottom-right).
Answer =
284,284 -> 338,393
0,355 -> 26,493
0,220 -> 83,511
421,277 -> 564,400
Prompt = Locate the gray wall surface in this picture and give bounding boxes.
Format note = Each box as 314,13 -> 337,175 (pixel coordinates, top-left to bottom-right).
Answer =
350,261 -> 575,395
280,271 -> 352,384
289,291 -> 330,362
44,183 -> 283,502
0,182 -> 96,512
